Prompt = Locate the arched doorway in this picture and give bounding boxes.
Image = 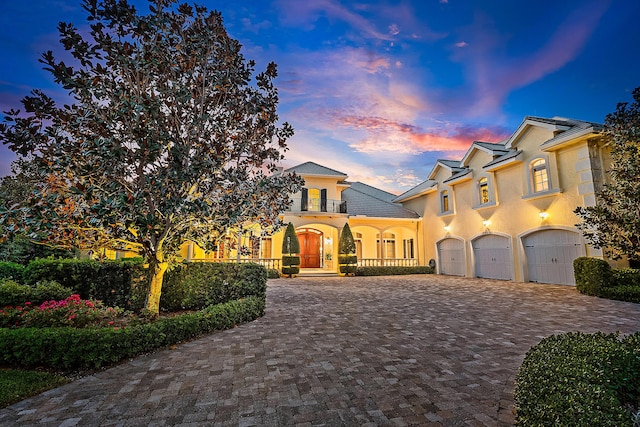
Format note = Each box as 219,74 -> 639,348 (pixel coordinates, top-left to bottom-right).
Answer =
522,228 -> 585,285
472,234 -> 512,280
437,238 -> 465,276
297,228 -> 322,268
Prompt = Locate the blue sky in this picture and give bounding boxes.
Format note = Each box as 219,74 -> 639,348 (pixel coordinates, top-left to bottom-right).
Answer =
1,0 -> 639,193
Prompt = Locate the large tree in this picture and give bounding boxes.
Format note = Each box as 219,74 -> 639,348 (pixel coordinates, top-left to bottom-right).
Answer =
575,86 -> 640,262
0,0 -> 302,314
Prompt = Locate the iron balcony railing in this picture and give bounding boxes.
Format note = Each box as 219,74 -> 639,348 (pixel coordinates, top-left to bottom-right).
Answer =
287,197 -> 347,214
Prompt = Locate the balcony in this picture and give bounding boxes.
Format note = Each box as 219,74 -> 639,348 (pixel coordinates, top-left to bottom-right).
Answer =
287,197 -> 347,214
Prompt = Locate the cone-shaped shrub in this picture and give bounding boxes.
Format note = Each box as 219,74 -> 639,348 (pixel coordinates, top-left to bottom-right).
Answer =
338,223 -> 357,275
281,222 -> 300,277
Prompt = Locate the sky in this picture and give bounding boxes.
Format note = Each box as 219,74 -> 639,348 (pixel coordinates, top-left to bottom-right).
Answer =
1,0 -> 639,194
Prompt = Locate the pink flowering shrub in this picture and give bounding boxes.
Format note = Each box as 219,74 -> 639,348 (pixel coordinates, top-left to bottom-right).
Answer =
0,295 -> 122,328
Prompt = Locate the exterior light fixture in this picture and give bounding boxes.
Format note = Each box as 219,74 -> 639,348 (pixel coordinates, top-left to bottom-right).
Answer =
539,211 -> 549,220
444,225 -> 451,233
482,219 -> 490,228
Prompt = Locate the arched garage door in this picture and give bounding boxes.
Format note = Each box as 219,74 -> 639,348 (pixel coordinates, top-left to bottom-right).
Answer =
522,229 -> 585,285
473,234 -> 512,280
437,238 -> 465,276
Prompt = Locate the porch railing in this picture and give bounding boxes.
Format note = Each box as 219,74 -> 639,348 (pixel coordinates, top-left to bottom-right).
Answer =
189,258 -> 281,270
357,258 -> 419,267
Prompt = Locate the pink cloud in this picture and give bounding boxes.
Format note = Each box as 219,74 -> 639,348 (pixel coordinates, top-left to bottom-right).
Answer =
331,114 -> 510,154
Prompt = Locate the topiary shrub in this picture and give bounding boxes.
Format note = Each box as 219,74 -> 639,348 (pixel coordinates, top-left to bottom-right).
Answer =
338,223 -> 357,276
267,269 -> 280,279
574,257 -> 612,296
0,262 -> 25,281
281,222 -> 300,277
514,332 -> 640,426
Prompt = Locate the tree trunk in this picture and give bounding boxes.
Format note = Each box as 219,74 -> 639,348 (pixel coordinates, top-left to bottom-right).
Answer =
145,260 -> 168,315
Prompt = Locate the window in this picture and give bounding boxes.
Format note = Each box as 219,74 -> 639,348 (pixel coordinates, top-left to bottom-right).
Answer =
354,232 -> 363,260
308,188 -> 320,211
376,233 -> 396,259
478,177 -> 489,204
403,239 -> 414,259
441,190 -> 450,213
260,238 -> 272,259
531,159 -> 549,193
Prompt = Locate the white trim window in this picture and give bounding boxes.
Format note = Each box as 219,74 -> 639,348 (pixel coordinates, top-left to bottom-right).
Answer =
531,159 -> 549,193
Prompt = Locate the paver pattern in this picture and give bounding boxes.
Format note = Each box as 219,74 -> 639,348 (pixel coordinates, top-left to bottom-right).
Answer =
2,275 -> 639,426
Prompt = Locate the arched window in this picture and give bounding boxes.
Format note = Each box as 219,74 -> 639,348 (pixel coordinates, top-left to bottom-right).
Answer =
478,177 -> 489,204
441,190 -> 450,213
531,159 -> 549,193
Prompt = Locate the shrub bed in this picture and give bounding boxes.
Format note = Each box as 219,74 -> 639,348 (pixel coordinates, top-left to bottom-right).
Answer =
355,266 -> 435,276
514,331 -> 640,426
574,257 -> 640,303
0,296 -> 265,370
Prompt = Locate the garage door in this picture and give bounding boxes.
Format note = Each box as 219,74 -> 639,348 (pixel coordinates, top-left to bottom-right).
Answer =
523,229 -> 585,285
437,238 -> 465,276
473,234 -> 512,280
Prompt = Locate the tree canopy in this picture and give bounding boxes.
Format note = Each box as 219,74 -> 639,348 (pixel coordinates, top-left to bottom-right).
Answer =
0,0 -> 303,313
575,86 -> 640,262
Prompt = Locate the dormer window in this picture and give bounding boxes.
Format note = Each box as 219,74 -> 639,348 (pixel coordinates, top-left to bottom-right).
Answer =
441,190 -> 451,214
531,159 -> 549,193
478,177 -> 489,204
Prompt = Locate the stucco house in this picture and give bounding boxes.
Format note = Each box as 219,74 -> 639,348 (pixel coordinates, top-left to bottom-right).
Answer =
395,115 -> 609,285
180,114 -> 619,285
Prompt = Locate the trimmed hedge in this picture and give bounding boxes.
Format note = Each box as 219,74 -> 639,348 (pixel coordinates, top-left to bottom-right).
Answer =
355,266 -> 435,276
574,257 -> 640,303
514,332 -> 640,426
0,280 -> 74,307
0,262 -> 25,281
160,263 -> 267,311
0,296 -> 265,370
22,258 -> 146,309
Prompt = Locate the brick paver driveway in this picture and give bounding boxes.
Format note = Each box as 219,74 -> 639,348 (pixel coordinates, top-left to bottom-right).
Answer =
2,275 -> 639,426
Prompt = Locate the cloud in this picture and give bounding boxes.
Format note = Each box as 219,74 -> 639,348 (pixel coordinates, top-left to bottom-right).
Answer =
333,115 -> 510,154
455,41 -> 468,48
389,24 -> 400,36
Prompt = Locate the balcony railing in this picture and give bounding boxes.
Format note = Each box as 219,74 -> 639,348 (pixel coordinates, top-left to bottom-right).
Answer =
287,197 -> 347,214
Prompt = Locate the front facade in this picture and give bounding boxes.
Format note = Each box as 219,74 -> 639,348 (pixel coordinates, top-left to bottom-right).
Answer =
179,115 -> 615,285
395,116 -> 609,285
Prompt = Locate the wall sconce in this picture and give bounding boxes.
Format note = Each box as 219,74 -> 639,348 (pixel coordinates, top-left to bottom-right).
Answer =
539,211 -> 549,221
482,219 -> 490,228
444,225 -> 451,233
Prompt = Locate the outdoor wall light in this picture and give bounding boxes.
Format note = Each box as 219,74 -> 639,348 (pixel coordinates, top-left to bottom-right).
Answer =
444,225 -> 451,233
539,211 -> 549,220
482,219 -> 490,228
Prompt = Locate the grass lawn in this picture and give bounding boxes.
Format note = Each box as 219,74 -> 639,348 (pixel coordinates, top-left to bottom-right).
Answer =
0,369 -> 69,409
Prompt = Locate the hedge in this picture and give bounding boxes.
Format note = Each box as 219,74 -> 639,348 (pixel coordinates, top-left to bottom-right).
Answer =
574,257 -> 640,303
22,258 -> 146,309
0,296 -> 265,370
514,332 -> 640,426
0,280 -> 74,307
355,266 -> 435,276
0,262 -> 25,281
161,262 -> 267,311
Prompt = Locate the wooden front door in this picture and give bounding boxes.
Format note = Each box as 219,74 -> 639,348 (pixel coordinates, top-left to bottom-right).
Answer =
298,230 -> 321,268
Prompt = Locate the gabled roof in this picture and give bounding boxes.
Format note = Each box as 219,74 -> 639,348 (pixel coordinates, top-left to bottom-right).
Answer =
460,141 -> 509,167
393,179 -> 437,203
428,159 -> 464,180
342,182 -> 419,219
504,116 -> 601,149
483,149 -> 523,170
443,168 -> 472,184
285,161 -> 348,178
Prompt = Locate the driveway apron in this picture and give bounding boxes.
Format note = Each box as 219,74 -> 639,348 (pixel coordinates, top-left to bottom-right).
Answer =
1,275 -> 639,426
